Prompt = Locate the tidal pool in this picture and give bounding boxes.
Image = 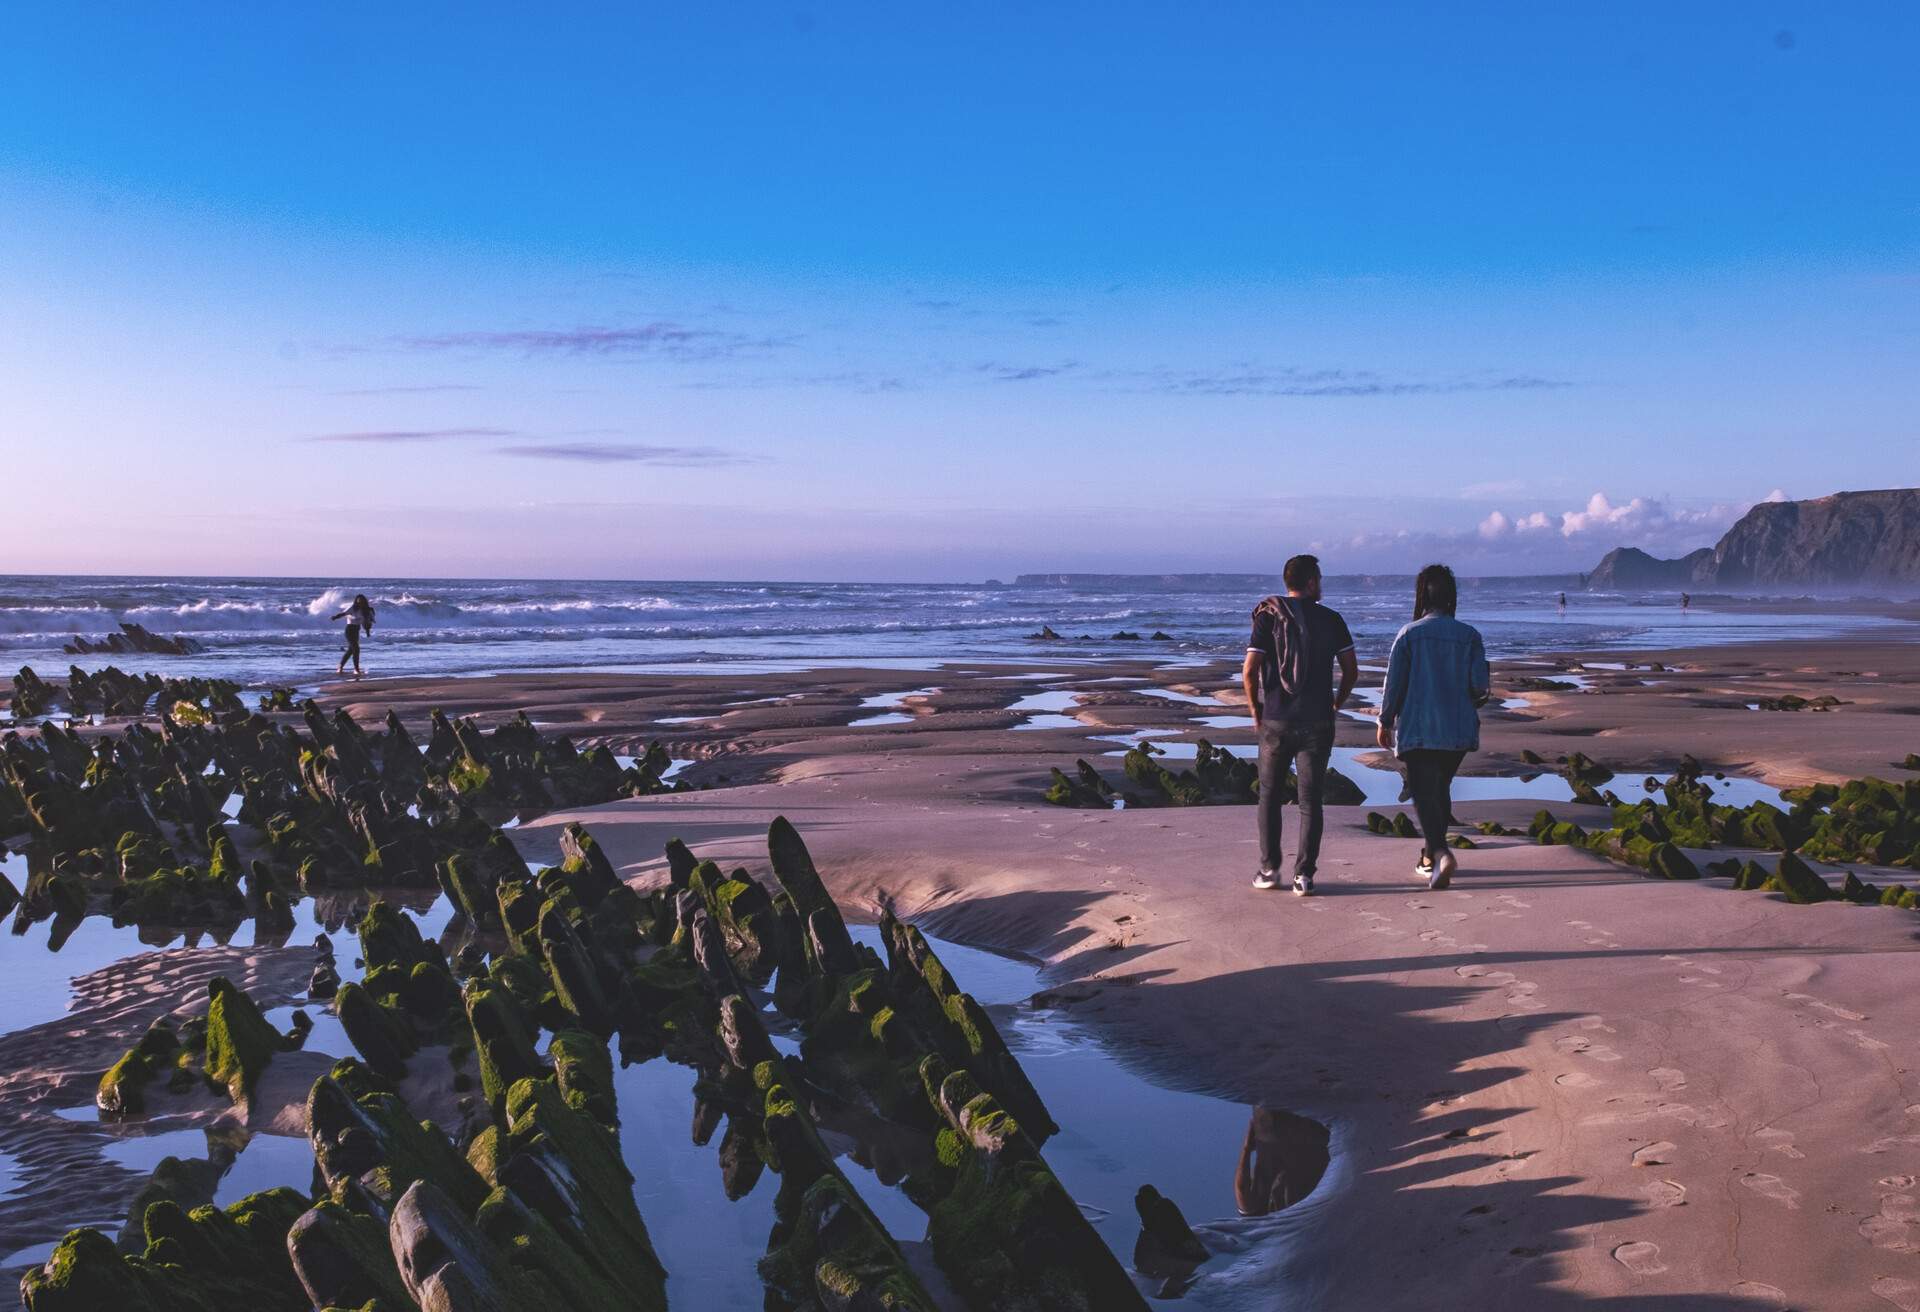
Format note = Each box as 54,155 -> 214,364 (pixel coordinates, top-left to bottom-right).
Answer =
5,893 -> 1318,1304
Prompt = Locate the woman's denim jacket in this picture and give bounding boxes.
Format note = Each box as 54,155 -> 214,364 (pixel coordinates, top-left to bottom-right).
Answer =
1381,614 -> 1490,754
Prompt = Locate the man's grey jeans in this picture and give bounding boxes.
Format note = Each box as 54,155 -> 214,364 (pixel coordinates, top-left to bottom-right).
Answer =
1257,720 -> 1334,877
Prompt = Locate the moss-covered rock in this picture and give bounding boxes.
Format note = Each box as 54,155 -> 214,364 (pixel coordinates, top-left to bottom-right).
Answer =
760,1173 -> 940,1312
924,1069 -> 1148,1312
23,1188 -> 311,1312
464,978 -> 545,1116
286,1198 -> 410,1311
204,976 -> 293,1102
882,913 -> 1057,1139
333,981 -> 417,1080
494,1076 -> 668,1306
97,1018 -> 184,1117
307,1063 -> 489,1218
1766,851 -> 1834,904
549,1029 -> 616,1127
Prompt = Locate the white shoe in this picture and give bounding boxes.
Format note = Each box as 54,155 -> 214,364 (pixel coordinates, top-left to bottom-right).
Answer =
1428,850 -> 1458,891
1253,871 -> 1279,891
1293,874 -> 1314,897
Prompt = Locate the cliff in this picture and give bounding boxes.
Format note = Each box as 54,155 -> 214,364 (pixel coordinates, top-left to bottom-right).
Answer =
1587,489 -> 1920,590
1585,546 -> 1716,590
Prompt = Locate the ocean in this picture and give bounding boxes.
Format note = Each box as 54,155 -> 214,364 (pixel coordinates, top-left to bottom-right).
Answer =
0,575 -> 1908,691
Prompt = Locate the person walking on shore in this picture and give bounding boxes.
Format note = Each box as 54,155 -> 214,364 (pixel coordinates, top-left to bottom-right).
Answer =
331,593 -> 376,679
1243,555 -> 1357,896
1377,565 -> 1489,890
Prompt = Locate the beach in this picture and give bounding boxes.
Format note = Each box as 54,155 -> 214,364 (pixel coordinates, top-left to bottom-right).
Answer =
325,621 -> 1920,1307
6,604 -> 1920,1308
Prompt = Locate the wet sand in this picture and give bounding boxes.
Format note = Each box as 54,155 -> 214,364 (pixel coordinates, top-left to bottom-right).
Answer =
5,625 -> 1916,1305
314,630 -> 1920,1309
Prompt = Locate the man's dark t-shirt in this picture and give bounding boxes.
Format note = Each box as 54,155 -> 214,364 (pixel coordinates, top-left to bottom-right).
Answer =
1248,598 -> 1355,728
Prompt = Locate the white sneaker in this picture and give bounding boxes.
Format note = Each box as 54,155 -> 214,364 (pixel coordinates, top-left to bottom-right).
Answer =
1293,874 -> 1314,897
1428,849 -> 1458,891
1252,871 -> 1279,891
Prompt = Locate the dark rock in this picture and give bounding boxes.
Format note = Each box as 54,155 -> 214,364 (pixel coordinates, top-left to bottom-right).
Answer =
1767,851 -> 1834,904
1133,1183 -> 1208,1268
1586,488 -> 1920,589
287,1199 -> 411,1311
62,622 -> 205,657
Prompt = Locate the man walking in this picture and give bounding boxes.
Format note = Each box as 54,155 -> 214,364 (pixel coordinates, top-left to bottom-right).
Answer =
1242,555 -> 1358,895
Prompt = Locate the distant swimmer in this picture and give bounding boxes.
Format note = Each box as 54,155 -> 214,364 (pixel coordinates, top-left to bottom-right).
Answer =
1557,591 -> 1567,612
331,593 -> 376,679
1681,592 -> 1691,612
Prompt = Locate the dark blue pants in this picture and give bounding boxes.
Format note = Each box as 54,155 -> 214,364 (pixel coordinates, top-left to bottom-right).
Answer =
1257,721 -> 1334,876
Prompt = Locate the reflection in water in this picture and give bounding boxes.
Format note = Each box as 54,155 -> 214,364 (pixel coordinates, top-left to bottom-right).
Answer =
1234,1108 -> 1331,1217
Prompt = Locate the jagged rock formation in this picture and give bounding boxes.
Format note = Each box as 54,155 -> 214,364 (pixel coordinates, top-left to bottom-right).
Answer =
23,783 -> 1191,1309
1586,488 -> 1920,590
63,623 -> 205,657
1584,546 -> 1716,590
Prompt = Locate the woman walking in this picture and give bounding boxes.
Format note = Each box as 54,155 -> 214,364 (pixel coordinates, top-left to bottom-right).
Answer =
331,593 -> 376,679
1377,565 -> 1489,890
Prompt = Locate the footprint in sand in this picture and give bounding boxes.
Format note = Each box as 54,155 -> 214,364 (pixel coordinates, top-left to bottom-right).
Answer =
1578,1015 -> 1617,1033
1642,1178 -> 1687,1208
1729,1282 -> 1789,1306
1786,992 -> 1866,1021
1650,1067 -> 1688,1091
1863,1136 -> 1920,1155
1873,1276 -> 1920,1311
1555,1071 -> 1600,1089
1499,894 -> 1532,909
1582,1103 -> 1707,1129
1612,1241 -> 1667,1275
1446,911 -> 1470,921
1677,975 -> 1724,988
1633,1140 -> 1677,1167
1860,1191 -> 1920,1253
1740,1172 -> 1802,1209
1754,1128 -> 1806,1160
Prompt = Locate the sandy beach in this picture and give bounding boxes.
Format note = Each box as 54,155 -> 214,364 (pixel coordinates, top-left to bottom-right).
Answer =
4,616 -> 1919,1307
308,628 -> 1920,1309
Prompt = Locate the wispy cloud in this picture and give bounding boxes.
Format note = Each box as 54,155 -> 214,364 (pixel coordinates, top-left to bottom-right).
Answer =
329,384 -> 484,397
305,427 -> 517,444
492,442 -> 748,465
978,361 -> 1078,382
1105,367 -> 1573,397
678,371 -> 914,394
394,322 -> 780,361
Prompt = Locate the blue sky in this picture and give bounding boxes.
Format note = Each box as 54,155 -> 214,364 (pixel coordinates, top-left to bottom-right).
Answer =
2,3 -> 1915,580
